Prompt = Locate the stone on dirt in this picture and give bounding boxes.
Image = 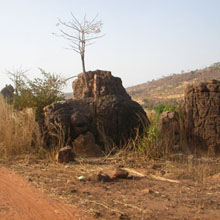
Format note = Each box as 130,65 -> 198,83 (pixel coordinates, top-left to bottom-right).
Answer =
72,131 -> 102,157
119,214 -> 130,220
97,172 -> 112,182
111,168 -> 129,179
96,168 -> 129,182
141,188 -> 154,194
55,146 -> 75,163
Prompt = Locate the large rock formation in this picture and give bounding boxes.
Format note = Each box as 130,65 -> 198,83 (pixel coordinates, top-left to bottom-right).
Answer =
182,79 -> 220,154
72,70 -> 130,99
44,70 -> 149,153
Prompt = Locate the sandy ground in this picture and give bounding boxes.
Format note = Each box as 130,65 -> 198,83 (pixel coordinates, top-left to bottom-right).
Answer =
0,167 -> 90,220
1,155 -> 220,220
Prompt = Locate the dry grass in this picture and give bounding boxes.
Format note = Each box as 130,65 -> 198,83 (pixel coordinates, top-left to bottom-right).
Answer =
127,65 -> 220,108
0,95 -> 43,158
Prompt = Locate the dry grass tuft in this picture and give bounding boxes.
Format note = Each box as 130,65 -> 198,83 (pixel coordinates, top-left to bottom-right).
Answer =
0,95 -> 43,158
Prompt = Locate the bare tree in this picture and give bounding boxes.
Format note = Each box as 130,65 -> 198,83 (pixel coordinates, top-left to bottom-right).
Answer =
55,13 -> 104,88
6,68 -> 29,96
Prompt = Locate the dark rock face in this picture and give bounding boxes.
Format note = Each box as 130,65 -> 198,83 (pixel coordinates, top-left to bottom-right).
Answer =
159,111 -> 180,151
72,131 -> 103,157
1,84 -> 14,102
182,80 -> 220,154
44,70 -> 149,152
72,70 -> 130,99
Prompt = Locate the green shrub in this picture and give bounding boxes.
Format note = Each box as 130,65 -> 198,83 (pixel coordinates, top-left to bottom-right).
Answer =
8,68 -> 66,120
138,104 -> 182,159
154,104 -> 178,115
138,114 -> 161,157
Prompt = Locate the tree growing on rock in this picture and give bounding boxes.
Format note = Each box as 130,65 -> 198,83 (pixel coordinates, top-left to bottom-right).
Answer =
55,13 -> 104,88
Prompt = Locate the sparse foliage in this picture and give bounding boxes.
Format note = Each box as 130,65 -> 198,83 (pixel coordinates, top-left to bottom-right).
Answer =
55,13 -> 104,87
7,68 -> 66,120
7,68 -> 28,96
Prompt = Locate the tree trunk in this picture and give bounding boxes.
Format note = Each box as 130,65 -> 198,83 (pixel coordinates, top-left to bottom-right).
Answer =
81,54 -> 86,74
81,54 -> 88,89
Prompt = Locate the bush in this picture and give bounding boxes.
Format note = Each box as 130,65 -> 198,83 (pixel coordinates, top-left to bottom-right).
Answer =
154,104 -> 178,115
137,113 -> 163,158
138,104 -> 182,159
8,68 -> 66,120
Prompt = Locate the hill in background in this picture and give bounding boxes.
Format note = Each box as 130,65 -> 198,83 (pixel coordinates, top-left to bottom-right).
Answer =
65,62 -> 220,107
126,62 -> 220,108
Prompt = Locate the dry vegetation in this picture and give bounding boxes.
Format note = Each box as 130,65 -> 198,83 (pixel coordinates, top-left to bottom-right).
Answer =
127,64 -> 220,108
0,95 -> 43,158
3,151 -> 220,220
1,71 -> 220,219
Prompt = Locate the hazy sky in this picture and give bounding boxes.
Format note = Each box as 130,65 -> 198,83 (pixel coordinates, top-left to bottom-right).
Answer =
1,0 -> 220,92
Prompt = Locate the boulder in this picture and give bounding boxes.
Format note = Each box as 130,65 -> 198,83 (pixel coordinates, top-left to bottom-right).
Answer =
159,111 -> 179,132
72,131 -> 102,157
44,70 -> 149,152
159,111 -> 180,151
182,80 -> 220,154
56,146 -> 75,163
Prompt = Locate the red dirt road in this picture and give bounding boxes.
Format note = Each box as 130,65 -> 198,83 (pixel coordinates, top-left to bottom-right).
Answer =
0,167 -> 89,220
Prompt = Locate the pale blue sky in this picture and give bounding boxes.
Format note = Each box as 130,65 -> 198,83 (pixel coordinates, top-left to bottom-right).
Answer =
1,0 -> 220,92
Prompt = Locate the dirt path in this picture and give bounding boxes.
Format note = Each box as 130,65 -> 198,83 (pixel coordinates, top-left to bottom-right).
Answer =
2,157 -> 220,220
0,167 -> 89,220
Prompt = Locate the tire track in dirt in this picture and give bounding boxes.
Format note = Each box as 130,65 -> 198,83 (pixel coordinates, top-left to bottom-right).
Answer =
0,167 -> 90,220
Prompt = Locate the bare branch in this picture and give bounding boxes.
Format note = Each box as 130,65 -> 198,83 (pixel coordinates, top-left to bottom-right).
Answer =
59,30 -> 81,41
65,46 -> 80,54
54,13 -> 104,83
87,14 -> 99,27
58,18 -> 81,32
85,42 -> 95,47
64,75 -> 78,82
70,12 -> 83,29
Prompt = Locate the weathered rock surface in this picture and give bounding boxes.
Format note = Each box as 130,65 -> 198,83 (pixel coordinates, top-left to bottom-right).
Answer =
44,70 -> 149,154
72,131 -> 102,157
96,168 -> 129,182
182,79 -> 220,154
56,146 -> 75,163
72,70 -> 130,99
159,111 -> 181,151
110,168 -> 129,179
